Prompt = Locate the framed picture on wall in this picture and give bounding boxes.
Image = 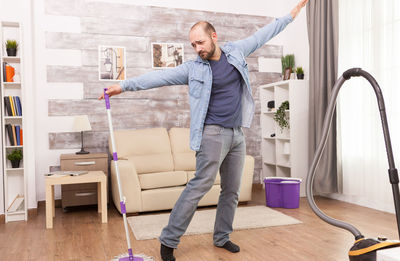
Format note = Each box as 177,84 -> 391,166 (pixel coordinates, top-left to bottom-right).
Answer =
99,46 -> 126,81
151,43 -> 184,69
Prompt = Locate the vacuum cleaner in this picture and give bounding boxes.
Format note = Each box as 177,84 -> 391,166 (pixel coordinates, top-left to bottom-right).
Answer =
306,68 -> 400,260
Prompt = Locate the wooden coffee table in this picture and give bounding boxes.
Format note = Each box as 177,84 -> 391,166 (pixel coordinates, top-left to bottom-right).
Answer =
45,171 -> 107,229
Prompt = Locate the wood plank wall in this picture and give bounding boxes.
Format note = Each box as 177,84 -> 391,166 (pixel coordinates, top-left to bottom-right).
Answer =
45,0 -> 283,182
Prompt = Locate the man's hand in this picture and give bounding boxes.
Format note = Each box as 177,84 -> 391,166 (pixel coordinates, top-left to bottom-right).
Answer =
290,0 -> 309,19
98,84 -> 122,100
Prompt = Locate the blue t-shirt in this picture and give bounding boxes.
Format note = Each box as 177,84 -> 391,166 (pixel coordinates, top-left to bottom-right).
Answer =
205,51 -> 243,128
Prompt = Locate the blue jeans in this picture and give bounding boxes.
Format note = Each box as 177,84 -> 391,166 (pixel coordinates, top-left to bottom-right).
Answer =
159,124 -> 246,248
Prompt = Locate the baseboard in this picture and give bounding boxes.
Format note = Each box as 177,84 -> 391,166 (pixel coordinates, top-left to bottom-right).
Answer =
321,192 -> 396,214
252,183 -> 263,190
28,207 -> 37,218
1,200 -> 63,223
1,207 -> 39,223
37,199 -> 62,208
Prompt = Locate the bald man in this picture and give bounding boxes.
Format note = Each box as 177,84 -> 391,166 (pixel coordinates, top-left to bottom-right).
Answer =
100,1 -> 308,260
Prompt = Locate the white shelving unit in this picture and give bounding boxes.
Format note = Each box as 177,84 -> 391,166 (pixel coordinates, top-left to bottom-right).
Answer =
0,21 -> 27,222
259,80 -> 309,196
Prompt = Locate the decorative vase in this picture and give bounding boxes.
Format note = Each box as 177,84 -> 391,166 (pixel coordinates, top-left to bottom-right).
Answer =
6,48 -> 17,57
297,73 -> 304,80
11,159 -> 20,168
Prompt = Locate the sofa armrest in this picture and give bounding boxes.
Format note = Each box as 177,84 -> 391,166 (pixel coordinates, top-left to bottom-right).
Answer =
111,159 -> 142,213
239,155 -> 255,202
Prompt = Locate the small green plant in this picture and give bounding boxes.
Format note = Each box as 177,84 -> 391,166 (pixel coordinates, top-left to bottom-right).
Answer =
296,67 -> 304,74
281,54 -> 295,74
5,39 -> 18,49
274,101 -> 290,131
7,149 -> 23,162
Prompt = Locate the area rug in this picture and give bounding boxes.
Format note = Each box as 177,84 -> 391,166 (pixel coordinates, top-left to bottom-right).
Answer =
127,205 -> 302,240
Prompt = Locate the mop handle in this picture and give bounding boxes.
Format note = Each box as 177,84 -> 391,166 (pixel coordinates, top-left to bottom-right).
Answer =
104,88 -> 135,260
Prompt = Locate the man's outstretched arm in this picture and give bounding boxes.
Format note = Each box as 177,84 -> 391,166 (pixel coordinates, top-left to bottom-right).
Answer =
99,62 -> 190,100
233,0 -> 308,57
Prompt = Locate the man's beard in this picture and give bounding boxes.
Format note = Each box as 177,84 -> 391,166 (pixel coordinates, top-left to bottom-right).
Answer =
199,42 -> 216,60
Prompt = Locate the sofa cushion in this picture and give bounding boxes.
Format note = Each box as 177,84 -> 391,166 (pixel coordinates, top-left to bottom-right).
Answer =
169,128 -> 196,171
111,128 -> 174,174
187,171 -> 221,185
138,171 -> 187,190
141,186 -> 185,212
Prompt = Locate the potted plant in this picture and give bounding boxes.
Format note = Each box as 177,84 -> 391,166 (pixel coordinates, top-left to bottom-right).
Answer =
7,149 -> 23,168
296,67 -> 304,79
281,54 -> 295,80
274,101 -> 290,132
5,39 -> 18,57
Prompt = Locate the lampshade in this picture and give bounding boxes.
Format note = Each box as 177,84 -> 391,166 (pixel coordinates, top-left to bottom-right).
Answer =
73,115 -> 92,132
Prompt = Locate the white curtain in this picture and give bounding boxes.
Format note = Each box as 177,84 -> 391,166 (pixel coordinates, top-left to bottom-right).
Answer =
338,0 -> 400,213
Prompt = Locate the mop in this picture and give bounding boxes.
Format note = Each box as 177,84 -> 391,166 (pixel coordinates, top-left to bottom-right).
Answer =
103,88 -> 154,261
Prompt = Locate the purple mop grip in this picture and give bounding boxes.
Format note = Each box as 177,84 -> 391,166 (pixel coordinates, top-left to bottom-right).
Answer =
113,152 -> 118,161
104,88 -> 110,109
120,201 -> 127,214
118,249 -> 144,261
128,249 -> 134,261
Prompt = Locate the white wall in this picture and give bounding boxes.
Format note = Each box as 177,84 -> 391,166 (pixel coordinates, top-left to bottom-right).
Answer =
1,0 -> 309,207
32,0 -> 81,203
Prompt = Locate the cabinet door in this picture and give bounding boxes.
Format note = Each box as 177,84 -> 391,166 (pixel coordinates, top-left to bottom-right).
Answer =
60,155 -> 108,208
62,189 -> 97,207
61,158 -> 107,173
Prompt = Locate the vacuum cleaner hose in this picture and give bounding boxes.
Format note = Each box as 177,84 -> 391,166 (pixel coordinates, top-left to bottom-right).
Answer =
306,68 -> 400,240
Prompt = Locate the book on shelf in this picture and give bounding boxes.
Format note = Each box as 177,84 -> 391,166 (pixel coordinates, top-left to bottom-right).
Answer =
4,96 -> 12,116
9,96 -> 15,116
2,62 -> 6,82
5,124 -> 22,146
7,194 -> 24,212
16,96 -> 22,116
1,62 -> 14,82
5,124 -> 14,146
3,96 -> 22,116
16,125 -> 20,145
5,64 -> 15,82
12,124 -> 17,145
20,128 -> 23,145
13,96 -> 19,116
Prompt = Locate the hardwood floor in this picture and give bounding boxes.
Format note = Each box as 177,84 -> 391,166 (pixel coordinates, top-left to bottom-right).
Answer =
0,185 -> 398,261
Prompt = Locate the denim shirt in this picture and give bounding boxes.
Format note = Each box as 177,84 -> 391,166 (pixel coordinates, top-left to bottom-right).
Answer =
121,14 -> 293,151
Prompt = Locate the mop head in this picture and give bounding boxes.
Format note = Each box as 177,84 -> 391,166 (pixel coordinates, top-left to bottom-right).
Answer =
110,253 -> 154,261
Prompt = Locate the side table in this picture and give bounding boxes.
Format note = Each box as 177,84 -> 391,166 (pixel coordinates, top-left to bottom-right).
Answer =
60,153 -> 109,209
45,171 -> 107,229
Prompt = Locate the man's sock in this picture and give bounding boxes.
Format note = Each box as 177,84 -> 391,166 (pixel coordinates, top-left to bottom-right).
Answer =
217,241 -> 240,253
160,244 -> 176,261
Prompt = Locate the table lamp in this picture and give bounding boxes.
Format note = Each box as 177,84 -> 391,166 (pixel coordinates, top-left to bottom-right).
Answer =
73,115 -> 92,154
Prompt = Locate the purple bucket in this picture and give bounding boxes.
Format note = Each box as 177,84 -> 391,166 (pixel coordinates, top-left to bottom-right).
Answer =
263,178 -> 301,209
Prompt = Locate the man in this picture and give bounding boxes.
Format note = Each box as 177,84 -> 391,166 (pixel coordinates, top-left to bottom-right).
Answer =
99,1 -> 308,260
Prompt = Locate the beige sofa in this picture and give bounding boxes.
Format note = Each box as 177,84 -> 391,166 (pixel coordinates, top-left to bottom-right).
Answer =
109,127 -> 254,214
